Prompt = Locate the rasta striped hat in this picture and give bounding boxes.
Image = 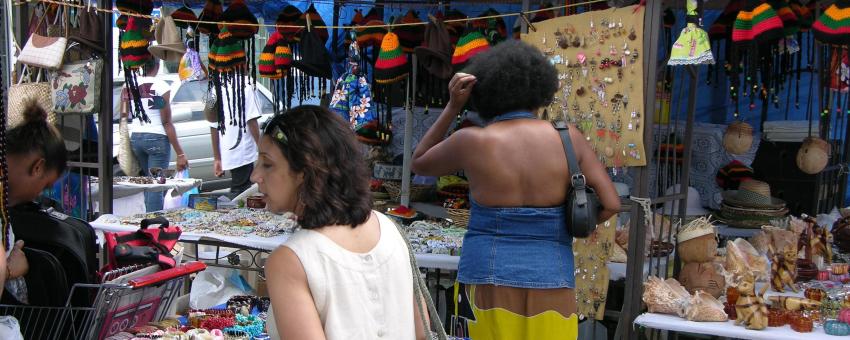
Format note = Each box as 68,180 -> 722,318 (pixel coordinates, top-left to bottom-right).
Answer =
732,0 -> 784,43
219,0 -> 259,40
789,0 -> 814,31
452,28 -> 490,72
208,26 -> 246,73
274,42 -> 293,75
171,6 -> 198,29
276,5 -> 303,44
395,10 -> 424,54
769,0 -> 799,36
813,0 -> 850,45
356,20 -> 388,48
120,16 -> 151,70
299,4 -> 328,44
374,32 -> 409,84
259,32 -> 283,79
198,0 -> 222,36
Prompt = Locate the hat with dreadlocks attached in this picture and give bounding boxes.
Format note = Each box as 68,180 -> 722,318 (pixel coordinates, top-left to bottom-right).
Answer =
444,9 -> 467,45
452,28 -> 490,72
171,6 -> 198,30
709,0 -> 743,40
198,0 -> 222,36
208,25 -> 249,149
220,0 -> 259,40
276,5 -> 303,44
732,0 -> 784,44
299,4 -> 328,44
120,16 -> 152,123
770,0 -> 799,36
374,31 -> 409,84
789,0 -> 814,31
259,31 -> 284,79
356,18 -> 388,48
472,8 -> 507,45
395,10 -> 424,53
813,0 -> 850,45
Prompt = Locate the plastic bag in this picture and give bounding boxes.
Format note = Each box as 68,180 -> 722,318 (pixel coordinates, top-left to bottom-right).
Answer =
189,267 -> 250,310
163,169 -> 199,210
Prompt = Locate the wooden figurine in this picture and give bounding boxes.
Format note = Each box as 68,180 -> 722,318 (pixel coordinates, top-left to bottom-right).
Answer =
770,244 -> 798,293
767,296 -> 822,312
735,272 -> 769,330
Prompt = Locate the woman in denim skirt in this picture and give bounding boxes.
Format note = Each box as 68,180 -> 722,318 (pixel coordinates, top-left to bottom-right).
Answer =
412,40 -> 620,339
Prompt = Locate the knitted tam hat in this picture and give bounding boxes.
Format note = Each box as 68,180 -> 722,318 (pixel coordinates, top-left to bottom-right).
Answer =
259,32 -> 283,79
220,0 -> 259,40
356,20 -> 387,48
790,0 -> 813,30
770,0 -> 799,36
732,0 -> 784,43
709,0 -> 744,40
374,32 -> 409,84
116,0 -> 152,15
452,28 -> 490,71
299,5 -> 328,44
120,16 -> 151,70
813,0 -> 850,45
472,8 -> 507,45
274,42 -> 293,74
444,10 -> 468,45
395,10 -> 424,54
198,0 -> 223,36
208,26 -> 246,73
171,6 -> 198,30
716,160 -> 754,190
276,5 -> 303,43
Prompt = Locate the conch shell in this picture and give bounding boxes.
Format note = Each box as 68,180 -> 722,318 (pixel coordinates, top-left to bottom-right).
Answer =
684,291 -> 728,322
724,238 -> 769,285
610,243 -> 627,263
643,276 -> 691,316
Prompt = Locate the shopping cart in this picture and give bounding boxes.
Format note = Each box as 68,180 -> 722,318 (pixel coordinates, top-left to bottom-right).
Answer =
0,261 -> 206,340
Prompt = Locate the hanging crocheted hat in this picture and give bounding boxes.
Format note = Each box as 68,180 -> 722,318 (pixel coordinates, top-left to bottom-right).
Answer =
171,6 -> 198,30
356,20 -> 387,48
198,0 -> 223,36
275,42 -> 293,73
299,5 -> 328,44
374,32 -> 409,84
709,0 -> 743,40
732,0 -> 784,44
276,5 -> 303,44
116,0 -> 152,15
292,29 -> 332,79
444,10 -> 467,45
209,26 -> 246,73
669,0 -> 714,66
452,28 -> 490,72
813,0 -> 850,45
790,0 -> 813,31
395,10 -> 424,54
220,0 -> 259,40
770,0 -> 799,36
120,16 -> 152,122
259,32 -> 283,79
472,8 -> 507,45
208,25 -> 249,148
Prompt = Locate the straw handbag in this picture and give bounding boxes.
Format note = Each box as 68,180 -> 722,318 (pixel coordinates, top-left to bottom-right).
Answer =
118,117 -> 141,176
8,66 -> 56,129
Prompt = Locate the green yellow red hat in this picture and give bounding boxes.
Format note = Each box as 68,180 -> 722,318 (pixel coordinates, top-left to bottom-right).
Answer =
259,32 -> 283,79
452,28 -> 490,71
208,26 -> 246,73
374,32 -> 409,84
732,0 -> 784,43
813,0 -> 850,45
120,16 -> 151,70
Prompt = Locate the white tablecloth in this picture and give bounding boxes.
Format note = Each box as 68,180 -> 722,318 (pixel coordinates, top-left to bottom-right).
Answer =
91,178 -> 203,199
634,313 -> 835,339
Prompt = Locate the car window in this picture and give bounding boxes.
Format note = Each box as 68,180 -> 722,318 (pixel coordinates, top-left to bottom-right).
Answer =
257,90 -> 274,114
173,80 -> 209,103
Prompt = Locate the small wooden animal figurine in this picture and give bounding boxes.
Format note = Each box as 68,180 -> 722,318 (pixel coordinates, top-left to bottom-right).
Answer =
735,272 -> 769,330
767,296 -> 822,311
811,225 -> 833,265
770,244 -> 798,293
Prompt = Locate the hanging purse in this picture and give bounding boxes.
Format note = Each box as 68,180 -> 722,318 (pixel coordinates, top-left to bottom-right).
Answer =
18,10 -> 67,70
8,65 -> 56,129
555,123 -> 600,238
118,117 -> 140,176
50,58 -> 102,113
203,88 -> 218,123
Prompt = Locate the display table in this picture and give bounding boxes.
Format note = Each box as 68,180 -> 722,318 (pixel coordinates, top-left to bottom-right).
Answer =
91,178 -> 203,199
634,313 -> 835,339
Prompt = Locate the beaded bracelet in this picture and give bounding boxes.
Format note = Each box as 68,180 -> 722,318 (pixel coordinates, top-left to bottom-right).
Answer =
201,316 -> 236,330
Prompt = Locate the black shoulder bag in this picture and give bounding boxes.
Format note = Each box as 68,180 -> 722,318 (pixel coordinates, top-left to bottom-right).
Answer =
555,123 -> 600,238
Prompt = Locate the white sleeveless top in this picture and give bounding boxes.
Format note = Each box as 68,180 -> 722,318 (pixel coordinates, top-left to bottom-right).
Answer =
267,212 -> 415,340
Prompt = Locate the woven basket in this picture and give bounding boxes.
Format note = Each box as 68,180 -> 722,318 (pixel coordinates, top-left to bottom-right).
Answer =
382,181 -> 434,202
447,208 -> 470,228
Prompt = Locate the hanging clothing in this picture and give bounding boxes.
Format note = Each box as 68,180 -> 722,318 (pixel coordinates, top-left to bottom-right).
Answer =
329,72 -> 374,132
267,212 -> 415,340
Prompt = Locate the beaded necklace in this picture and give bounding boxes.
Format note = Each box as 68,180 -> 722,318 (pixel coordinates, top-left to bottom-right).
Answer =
0,64 -> 10,250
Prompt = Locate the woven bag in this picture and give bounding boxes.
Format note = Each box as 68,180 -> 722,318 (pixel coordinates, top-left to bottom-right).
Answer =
8,67 -> 56,129
118,117 -> 141,176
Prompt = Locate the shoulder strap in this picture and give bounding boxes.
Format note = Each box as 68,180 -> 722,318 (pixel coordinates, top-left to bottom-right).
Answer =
553,123 -> 587,190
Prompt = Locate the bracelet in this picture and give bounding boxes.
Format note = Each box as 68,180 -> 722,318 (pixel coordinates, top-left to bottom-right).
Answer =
177,154 -> 186,157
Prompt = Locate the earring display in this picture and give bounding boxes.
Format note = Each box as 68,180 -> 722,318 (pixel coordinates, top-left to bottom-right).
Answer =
522,5 -> 646,167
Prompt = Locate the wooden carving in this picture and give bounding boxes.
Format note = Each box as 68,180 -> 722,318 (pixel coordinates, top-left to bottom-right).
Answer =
770,245 -> 798,293
735,273 -> 769,330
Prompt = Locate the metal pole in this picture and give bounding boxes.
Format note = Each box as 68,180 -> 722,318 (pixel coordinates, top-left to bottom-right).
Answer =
99,0 -> 114,214
400,55 -> 415,207
521,0 -> 530,34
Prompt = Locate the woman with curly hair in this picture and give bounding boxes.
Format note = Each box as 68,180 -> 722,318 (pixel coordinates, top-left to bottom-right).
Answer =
412,40 -> 620,339
253,105 -> 431,340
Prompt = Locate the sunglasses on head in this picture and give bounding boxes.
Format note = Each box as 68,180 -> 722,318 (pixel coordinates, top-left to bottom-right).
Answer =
262,116 -> 289,145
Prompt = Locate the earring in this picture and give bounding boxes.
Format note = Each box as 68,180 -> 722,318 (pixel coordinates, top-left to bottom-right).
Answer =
628,28 -> 637,41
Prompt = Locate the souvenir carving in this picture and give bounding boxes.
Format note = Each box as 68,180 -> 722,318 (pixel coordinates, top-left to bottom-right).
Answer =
643,276 -> 690,315
724,302 -> 737,320
734,272 -> 769,330
726,287 -> 740,305
679,262 -> 725,298
770,244 -> 798,292
677,217 -> 717,263
796,137 -> 830,175
767,296 -> 822,311
804,288 -> 825,301
723,121 -> 754,155
684,291 -> 728,322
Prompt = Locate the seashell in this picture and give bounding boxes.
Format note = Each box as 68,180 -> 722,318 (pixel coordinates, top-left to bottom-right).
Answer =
684,291 -> 728,322
643,276 -> 691,316
725,238 -> 769,284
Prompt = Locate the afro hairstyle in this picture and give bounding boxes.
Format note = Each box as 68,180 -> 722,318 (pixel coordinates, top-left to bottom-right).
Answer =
464,39 -> 558,119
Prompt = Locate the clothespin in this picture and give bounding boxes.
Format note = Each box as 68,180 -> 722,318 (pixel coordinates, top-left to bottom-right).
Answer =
306,13 -> 312,32
520,12 -> 537,32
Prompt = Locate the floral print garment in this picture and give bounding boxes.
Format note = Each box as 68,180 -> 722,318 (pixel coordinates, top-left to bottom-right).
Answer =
330,72 -> 375,131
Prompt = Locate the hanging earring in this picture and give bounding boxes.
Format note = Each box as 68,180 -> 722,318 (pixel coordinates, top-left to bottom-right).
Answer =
628,28 -> 637,41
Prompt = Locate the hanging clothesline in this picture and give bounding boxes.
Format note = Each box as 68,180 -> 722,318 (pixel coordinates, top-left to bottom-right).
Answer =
14,0 -> 614,30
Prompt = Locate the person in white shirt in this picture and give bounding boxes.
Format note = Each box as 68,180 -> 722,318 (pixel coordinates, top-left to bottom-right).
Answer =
210,81 -> 262,198
121,59 -> 188,212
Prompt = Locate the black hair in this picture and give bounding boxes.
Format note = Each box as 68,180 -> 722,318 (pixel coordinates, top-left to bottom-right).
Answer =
464,40 -> 559,119
263,105 -> 372,229
8,98 -> 67,175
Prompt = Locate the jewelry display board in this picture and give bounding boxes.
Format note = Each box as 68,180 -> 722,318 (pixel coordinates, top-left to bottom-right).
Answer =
572,215 -> 617,320
522,5 -> 646,167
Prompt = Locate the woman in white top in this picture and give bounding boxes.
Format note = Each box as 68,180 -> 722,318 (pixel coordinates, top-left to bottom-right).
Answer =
251,105 -> 428,340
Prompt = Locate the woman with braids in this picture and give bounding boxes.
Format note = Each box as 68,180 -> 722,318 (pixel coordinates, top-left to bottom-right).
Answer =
253,105 -> 430,339
1,98 -> 68,303
411,40 -> 620,339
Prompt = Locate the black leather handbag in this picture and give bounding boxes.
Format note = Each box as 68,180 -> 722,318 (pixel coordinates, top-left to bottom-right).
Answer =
555,123 -> 600,238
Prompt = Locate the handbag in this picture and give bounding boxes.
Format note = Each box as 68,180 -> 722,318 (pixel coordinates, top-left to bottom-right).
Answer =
8,66 -> 56,129
118,117 -> 141,176
18,10 -> 67,70
100,217 -> 182,275
555,123 -> 600,238
391,219 -> 448,340
50,58 -> 102,113
203,88 -> 218,123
